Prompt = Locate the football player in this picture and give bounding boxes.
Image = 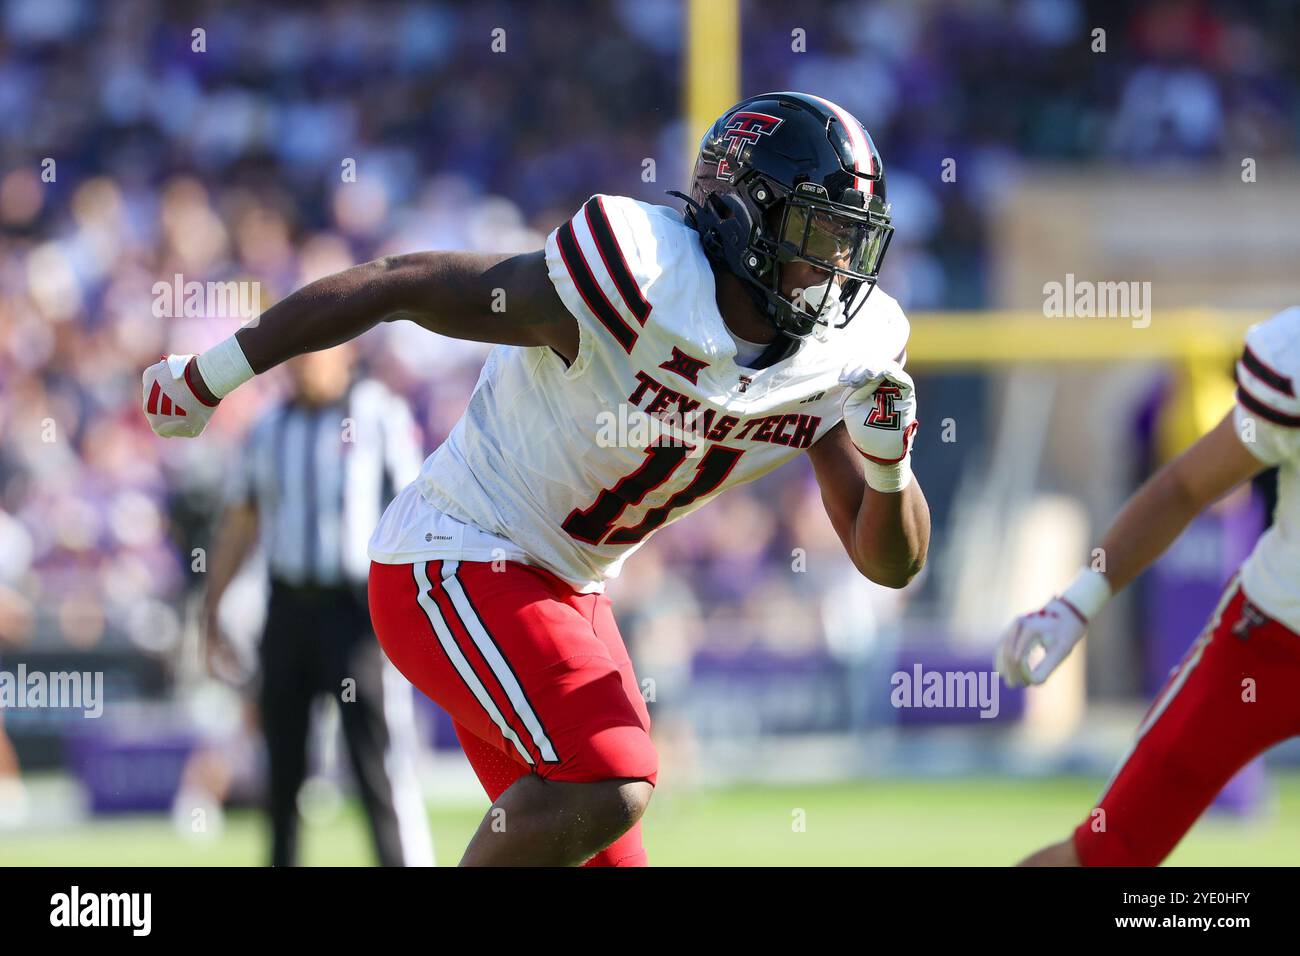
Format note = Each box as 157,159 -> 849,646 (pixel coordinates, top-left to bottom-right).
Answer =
143,92 -> 930,866
997,306 -> 1300,866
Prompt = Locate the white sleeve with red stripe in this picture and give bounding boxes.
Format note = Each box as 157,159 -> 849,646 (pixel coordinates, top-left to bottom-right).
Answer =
544,194 -> 663,372
1233,306 -> 1300,465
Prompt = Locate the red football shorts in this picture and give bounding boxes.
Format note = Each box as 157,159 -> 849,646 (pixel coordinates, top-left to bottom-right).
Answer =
368,559 -> 658,790
1074,578 -> 1300,866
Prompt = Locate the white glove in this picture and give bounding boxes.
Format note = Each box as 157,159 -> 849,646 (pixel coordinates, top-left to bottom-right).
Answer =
142,354 -> 218,438
996,569 -> 1112,687
841,360 -> 919,492
995,599 -> 1087,688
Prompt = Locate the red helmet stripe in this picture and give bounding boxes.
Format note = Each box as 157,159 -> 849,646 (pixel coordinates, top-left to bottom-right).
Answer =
804,94 -> 874,196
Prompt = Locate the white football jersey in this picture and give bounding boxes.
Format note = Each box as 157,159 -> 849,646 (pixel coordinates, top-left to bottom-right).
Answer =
368,195 -> 910,590
1233,306 -> 1300,633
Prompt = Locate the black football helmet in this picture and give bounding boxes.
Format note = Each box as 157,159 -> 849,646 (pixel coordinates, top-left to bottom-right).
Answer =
675,91 -> 893,345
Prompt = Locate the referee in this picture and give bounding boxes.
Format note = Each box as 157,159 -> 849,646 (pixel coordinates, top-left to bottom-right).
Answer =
202,346 -> 434,867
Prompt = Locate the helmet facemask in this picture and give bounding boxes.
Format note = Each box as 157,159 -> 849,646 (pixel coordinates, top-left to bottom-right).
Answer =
759,186 -> 894,340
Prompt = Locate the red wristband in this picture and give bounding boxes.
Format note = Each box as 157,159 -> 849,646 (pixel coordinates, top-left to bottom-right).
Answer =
184,357 -> 219,408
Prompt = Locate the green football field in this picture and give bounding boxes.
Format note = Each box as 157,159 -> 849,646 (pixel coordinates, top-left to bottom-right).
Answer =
4,775 -> 1297,866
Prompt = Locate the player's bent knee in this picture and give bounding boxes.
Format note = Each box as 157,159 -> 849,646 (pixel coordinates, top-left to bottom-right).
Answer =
613,778 -> 654,827
569,777 -> 653,839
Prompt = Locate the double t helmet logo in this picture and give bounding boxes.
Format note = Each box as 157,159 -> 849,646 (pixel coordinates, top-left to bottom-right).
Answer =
716,111 -> 784,181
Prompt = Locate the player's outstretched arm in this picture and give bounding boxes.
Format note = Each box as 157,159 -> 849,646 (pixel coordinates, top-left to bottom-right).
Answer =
1088,411 -> 1266,594
142,250 -> 577,435
997,410 -> 1268,686
237,250 -> 578,376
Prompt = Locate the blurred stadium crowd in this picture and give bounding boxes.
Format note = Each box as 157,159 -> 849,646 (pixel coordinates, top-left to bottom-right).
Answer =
1,0 -> 1298,678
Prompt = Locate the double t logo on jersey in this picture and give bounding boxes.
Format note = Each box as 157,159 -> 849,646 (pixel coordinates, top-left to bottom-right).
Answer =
716,111 -> 784,181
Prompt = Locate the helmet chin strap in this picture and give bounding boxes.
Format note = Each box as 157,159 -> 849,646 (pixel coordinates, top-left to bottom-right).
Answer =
739,277 -> 838,370
748,331 -> 802,370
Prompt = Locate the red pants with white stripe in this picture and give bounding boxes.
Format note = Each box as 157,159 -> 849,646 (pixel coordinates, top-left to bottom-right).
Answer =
1074,580 -> 1300,866
368,559 -> 657,866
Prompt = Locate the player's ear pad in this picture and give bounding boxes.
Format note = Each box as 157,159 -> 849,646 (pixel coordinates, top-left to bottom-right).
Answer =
703,192 -> 763,278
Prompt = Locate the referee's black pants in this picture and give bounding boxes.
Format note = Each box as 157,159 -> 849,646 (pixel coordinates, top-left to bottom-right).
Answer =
259,579 -> 423,867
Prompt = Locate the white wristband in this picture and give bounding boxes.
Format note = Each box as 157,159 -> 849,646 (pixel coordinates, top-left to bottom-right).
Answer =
1059,567 -> 1112,622
863,455 -> 913,494
195,334 -> 254,399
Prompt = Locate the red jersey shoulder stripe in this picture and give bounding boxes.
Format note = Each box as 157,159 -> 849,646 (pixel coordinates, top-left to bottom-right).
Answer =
1236,379 -> 1300,428
584,197 -> 652,326
1241,344 -> 1295,398
555,218 -> 638,353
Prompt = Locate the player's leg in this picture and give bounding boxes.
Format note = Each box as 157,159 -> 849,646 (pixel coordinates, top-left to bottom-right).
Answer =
579,593 -> 653,867
453,721 -> 651,867
1024,582 -> 1300,867
369,559 -> 658,865
460,773 -> 651,866
455,581 -> 655,867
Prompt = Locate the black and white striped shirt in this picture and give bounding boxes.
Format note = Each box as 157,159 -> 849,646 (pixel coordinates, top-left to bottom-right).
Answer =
230,379 -> 423,587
